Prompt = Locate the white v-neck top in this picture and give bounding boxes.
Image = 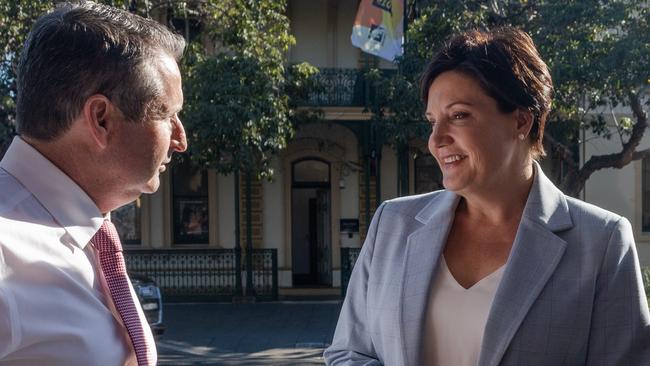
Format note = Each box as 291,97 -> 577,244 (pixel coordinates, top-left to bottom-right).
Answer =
421,257 -> 505,366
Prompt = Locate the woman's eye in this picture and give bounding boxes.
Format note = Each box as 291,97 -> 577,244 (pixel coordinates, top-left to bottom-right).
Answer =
452,112 -> 468,119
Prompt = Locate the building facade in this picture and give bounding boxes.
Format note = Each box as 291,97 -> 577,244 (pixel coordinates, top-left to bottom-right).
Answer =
114,0 -> 650,298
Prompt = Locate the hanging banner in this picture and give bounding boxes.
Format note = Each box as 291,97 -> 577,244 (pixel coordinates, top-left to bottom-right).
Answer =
350,0 -> 404,62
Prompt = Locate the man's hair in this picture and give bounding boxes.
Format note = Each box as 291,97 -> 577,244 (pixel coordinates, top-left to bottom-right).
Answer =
420,27 -> 553,159
16,1 -> 186,140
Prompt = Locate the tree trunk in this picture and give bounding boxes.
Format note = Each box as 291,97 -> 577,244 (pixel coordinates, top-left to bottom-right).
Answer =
555,91 -> 649,197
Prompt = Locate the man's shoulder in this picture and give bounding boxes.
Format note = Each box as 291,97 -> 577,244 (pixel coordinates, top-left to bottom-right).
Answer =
0,168 -> 34,217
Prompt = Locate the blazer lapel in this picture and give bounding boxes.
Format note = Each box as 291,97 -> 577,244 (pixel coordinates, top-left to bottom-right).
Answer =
400,191 -> 460,366
478,163 -> 573,366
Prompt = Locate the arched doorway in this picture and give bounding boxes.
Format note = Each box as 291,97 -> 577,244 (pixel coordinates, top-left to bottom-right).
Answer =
291,158 -> 332,286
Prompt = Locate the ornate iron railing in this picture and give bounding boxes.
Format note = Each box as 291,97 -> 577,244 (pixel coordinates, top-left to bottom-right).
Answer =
301,67 -> 397,107
341,247 -> 362,297
306,68 -> 366,107
124,248 -> 278,302
244,249 -> 279,301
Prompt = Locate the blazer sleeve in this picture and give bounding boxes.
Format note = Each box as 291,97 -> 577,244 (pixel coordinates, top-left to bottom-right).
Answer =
586,217 -> 650,365
323,202 -> 386,366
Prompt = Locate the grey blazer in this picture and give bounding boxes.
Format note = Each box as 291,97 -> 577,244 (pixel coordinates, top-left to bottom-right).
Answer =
324,164 -> 650,365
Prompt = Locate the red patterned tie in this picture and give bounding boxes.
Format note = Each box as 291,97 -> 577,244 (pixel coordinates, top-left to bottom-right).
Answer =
93,220 -> 155,366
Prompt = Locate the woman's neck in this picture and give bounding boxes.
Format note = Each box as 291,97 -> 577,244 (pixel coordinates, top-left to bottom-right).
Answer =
458,162 -> 535,225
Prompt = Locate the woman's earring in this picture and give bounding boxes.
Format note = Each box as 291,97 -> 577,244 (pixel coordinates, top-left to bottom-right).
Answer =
518,133 -> 525,141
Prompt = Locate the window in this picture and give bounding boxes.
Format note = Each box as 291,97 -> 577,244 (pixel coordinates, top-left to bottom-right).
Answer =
414,155 -> 443,195
642,158 -> 650,232
172,160 -> 209,244
112,199 -> 142,245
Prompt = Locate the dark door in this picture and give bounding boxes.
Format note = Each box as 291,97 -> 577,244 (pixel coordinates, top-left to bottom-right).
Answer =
291,159 -> 332,287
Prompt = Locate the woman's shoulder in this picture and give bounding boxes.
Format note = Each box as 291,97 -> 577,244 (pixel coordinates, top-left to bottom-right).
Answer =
563,195 -> 630,235
564,195 -> 624,222
382,189 -> 451,214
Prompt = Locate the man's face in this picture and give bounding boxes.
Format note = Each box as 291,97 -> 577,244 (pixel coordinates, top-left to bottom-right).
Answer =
111,54 -> 187,199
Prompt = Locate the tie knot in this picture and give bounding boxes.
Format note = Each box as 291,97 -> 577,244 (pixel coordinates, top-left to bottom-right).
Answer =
93,220 -> 123,253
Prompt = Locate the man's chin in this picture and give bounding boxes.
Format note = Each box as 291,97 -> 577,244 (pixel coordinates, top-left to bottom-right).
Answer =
141,177 -> 161,194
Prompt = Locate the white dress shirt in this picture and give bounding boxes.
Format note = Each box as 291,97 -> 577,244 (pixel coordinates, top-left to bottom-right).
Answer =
422,256 -> 505,366
0,137 -> 155,366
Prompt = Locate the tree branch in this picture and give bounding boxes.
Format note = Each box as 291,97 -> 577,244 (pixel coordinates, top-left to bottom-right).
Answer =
562,91 -> 648,195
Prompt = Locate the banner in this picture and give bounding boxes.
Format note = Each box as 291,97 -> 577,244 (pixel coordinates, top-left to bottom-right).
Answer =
351,0 -> 404,62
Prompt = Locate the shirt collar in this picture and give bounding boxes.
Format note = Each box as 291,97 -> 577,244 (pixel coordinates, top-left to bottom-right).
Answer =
0,136 -> 104,249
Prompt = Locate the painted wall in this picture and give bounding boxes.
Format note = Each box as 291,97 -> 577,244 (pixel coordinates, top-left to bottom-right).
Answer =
288,0 -> 396,69
381,145 -> 399,203
263,157 -> 286,265
217,172 -> 236,248
583,113 -> 650,265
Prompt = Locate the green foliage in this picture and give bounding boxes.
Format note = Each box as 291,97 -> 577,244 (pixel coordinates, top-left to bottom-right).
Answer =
0,0 -> 52,152
369,2 -> 494,147
0,0 -> 135,154
372,0 -> 649,192
0,0 -> 317,176
180,0 -> 317,178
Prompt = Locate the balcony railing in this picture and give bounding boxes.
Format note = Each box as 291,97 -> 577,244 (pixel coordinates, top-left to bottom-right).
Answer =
125,248 -> 278,302
301,67 -> 395,107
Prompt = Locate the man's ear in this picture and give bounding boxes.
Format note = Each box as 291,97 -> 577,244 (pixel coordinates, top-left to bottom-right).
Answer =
516,109 -> 534,138
81,94 -> 116,150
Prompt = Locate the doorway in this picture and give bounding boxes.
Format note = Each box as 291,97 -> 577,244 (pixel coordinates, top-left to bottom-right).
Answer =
291,158 -> 332,287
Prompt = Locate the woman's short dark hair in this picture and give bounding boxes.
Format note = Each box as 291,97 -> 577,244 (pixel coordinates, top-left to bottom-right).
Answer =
420,27 -> 553,159
16,1 -> 186,140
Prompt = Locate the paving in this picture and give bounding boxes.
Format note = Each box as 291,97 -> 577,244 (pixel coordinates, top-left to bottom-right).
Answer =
156,301 -> 342,365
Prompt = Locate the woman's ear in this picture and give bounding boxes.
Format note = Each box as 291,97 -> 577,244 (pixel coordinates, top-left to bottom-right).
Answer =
516,109 -> 534,139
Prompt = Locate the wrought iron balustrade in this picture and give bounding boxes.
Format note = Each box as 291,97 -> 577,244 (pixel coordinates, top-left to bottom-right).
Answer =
243,249 -> 279,301
301,67 -> 397,108
125,248 -> 278,302
341,247 -> 362,297
306,68 -> 365,107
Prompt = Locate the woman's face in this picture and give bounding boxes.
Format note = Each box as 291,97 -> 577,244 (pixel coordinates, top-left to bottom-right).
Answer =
426,71 -> 527,196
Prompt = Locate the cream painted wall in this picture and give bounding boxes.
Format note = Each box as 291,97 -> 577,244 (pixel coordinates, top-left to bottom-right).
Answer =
583,113 -> 650,265
145,174 -> 169,248
336,0 -> 362,68
381,145 -> 399,202
263,157 -> 286,266
288,0 -> 330,66
289,0 -> 395,69
148,186 -> 165,248
217,173 -> 236,248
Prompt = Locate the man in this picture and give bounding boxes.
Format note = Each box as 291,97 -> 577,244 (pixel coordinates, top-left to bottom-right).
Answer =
0,2 -> 187,365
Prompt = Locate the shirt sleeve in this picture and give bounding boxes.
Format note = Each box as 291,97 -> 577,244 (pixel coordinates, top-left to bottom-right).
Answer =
0,284 -> 20,360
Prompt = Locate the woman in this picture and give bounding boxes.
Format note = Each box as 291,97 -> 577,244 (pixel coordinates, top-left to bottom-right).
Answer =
324,28 -> 650,366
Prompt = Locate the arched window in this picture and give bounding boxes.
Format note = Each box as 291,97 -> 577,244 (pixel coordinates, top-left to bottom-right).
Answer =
293,158 -> 330,184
